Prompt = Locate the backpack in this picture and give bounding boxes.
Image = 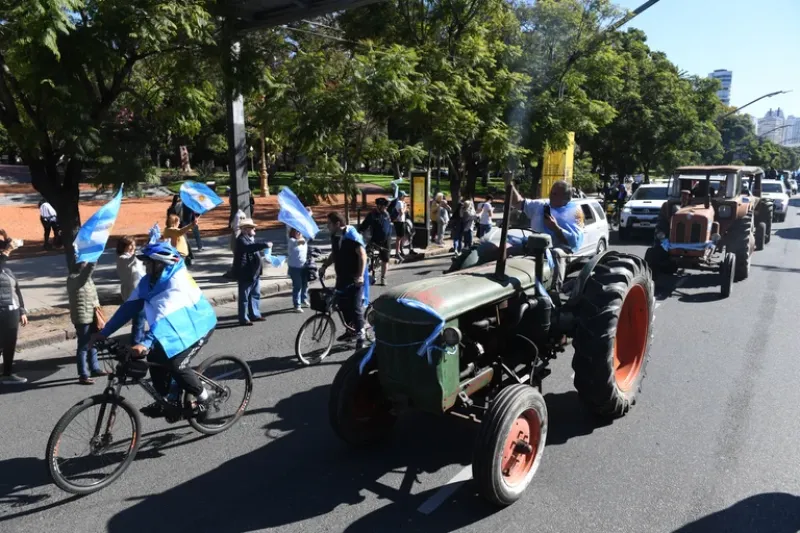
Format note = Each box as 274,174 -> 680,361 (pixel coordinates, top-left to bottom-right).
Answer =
388,198 -> 400,222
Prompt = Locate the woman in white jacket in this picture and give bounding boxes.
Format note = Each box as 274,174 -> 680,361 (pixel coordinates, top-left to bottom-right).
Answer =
115,236 -> 146,344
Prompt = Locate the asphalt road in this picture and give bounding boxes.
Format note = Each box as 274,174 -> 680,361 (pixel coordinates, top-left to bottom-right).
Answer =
3,205 -> 800,533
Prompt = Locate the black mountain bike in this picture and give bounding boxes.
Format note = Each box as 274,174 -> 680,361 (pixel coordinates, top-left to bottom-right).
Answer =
46,338 -> 253,495
294,278 -> 374,366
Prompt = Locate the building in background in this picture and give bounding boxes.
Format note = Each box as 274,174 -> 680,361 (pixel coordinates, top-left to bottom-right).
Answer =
785,116 -> 800,147
758,108 -> 786,144
709,69 -> 733,105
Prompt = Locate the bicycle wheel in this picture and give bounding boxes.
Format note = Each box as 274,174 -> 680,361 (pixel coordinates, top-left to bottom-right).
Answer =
46,395 -> 141,495
295,313 -> 336,366
189,355 -> 253,435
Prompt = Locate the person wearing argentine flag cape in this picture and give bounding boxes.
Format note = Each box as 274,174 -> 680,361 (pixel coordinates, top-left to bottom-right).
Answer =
92,242 -> 216,418
318,212 -> 369,349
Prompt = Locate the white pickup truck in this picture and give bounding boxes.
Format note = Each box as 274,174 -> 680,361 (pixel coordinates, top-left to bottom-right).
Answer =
619,184 -> 670,240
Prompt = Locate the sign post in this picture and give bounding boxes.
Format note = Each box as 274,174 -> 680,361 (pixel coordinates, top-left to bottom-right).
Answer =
410,170 -> 430,249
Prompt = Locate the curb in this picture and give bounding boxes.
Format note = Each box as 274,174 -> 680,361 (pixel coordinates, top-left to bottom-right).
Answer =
16,272 -> 338,352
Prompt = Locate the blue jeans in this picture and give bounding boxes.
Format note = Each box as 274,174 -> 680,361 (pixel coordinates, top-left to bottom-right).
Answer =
191,225 -> 203,249
288,267 -> 309,308
479,224 -> 492,238
75,323 -> 100,378
238,277 -> 261,323
462,229 -> 474,249
131,310 -> 146,345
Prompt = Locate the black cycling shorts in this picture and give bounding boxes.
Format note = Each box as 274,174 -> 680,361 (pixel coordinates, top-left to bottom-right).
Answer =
372,241 -> 390,262
393,221 -> 406,238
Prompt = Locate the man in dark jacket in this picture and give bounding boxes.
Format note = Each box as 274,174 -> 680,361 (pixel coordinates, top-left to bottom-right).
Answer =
0,232 -> 28,384
234,218 -> 272,326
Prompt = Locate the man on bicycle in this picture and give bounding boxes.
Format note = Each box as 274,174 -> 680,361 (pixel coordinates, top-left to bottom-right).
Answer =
358,198 -> 392,286
93,242 -> 217,417
319,212 -> 368,349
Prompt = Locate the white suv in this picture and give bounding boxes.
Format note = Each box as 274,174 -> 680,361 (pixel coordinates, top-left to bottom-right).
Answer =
761,180 -> 790,222
619,184 -> 670,240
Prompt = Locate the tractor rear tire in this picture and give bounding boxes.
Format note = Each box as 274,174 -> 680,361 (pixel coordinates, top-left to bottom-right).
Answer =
755,222 -> 766,251
572,252 -> 655,419
473,384 -> 547,507
720,252 -> 735,299
730,212 -> 752,282
329,349 -> 396,447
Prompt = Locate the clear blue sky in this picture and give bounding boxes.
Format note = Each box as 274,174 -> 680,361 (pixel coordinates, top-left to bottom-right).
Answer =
615,0 -> 799,119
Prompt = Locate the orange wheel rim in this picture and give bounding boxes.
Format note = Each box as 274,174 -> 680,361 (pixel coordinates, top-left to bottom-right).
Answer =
613,284 -> 648,391
501,409 -> 541,486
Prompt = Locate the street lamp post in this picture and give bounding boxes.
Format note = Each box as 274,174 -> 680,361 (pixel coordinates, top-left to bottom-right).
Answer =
249,146 -> 254,173
718,90 -> 793,121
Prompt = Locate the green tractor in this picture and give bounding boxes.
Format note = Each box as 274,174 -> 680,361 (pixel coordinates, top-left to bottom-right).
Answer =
328,180 -> 656,507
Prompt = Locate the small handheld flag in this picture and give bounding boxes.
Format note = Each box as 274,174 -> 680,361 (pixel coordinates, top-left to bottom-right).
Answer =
278,187 -> 319,240
263,249 -> 286,268
180,181 -> 223,215
148,223 -> 161,245
74,187 -> 124,264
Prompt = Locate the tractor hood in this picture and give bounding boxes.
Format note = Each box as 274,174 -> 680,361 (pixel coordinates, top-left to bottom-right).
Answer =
372,256 -> 541,324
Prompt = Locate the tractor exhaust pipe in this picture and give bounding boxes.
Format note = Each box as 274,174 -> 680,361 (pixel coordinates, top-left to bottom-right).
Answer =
495,172 -> 514,280
704,172 -> 711,209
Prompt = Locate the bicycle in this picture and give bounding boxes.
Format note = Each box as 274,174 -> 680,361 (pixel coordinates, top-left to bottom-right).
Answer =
294,278 -> 374,366
45,338 -> 253,495
366,241 -> 390,286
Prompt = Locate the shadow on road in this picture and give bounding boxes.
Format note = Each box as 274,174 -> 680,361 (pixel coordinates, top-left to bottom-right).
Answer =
672,493 -> 800,533
653,272 -> 723,303
106,383 -> 494,533
775,227 -> 800,240
544,390 -> 611,446
0,356 -> 74,395
0,457 -> 81,522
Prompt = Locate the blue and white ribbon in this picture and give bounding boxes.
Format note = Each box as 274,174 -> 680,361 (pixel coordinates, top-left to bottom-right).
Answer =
263,248 -> 287,267
660,238 -> 716,252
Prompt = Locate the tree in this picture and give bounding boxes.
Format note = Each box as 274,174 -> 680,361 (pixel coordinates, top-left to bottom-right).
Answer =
0,0 -> 214,267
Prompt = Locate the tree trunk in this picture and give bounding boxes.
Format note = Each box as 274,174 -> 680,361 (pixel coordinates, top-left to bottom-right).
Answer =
259,128 -> 269,197
179,145 -> 191,173
392,160 -> 401,180
643,165 -> 650,184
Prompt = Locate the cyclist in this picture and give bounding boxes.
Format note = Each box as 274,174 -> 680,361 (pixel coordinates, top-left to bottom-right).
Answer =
92,242 -> 217,417
319,212 -> 368,349
358,198 -> 392,285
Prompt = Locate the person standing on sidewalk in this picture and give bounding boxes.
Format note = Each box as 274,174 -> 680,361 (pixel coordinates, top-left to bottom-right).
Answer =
167,195 -> 183,220
460,200 -> 477,250
181,205 -> 203,251
0,232 -> 28,384
358,198 -> 392,285
390,191 -> 408,262
162,214 -> 196,267
234,218 -> 272,326
67,262 -> 107,385
38,199 -> 60,249
478,195 -> 494,238
287,228 -> 309,312
115,236 -> 146,344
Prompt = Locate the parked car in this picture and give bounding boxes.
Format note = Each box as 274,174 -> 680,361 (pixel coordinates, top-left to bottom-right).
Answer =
761,180 -> 789,222
619,184 -> 670,240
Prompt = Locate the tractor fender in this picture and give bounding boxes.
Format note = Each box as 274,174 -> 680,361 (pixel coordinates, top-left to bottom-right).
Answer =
565,250 -> 641,308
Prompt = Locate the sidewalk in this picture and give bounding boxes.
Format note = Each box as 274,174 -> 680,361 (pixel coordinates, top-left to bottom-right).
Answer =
12,227 -> 453,351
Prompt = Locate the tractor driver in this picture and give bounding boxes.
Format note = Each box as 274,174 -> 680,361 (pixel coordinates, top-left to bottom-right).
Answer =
509,180 -> 585,289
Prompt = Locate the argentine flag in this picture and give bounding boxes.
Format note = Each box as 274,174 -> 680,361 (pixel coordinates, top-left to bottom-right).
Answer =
278,187 -> 319,240
74,187 -> 123,263
100,256 -> 217,358
180,181 -> 223,215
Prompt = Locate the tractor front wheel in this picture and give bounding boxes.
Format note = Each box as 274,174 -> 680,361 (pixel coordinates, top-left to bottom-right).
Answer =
755,222 -> 766,251
329,350 -> 396,447
720,252 -> 735,299
572,253 -> 655,418
473,384 -> 547,507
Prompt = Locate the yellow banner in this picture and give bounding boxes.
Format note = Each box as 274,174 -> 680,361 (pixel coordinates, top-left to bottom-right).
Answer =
412,174 -> 426,224
540,132 -> 575,197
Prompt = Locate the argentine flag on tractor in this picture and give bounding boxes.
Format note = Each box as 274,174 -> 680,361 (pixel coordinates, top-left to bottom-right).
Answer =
180,181 -> 223,215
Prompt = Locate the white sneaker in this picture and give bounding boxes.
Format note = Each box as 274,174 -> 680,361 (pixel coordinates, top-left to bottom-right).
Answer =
300,302 -> 310,308
294,307 -> 304,313
0,374 -> 27,385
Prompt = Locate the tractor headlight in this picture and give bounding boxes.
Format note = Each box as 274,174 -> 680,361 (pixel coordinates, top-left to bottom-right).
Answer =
442,327 -> 462,347
717,205 -> 732,218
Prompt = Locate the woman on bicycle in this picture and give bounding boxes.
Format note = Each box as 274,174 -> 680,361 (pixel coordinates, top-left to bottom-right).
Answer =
92,242 -> 217,417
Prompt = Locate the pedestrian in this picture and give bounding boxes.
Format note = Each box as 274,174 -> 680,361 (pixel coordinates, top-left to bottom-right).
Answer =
38,199 -> 60,249
437,197 -> 451,245
67,261 -> 107,385
249,191 -> 256,218
115,236 -> 147,344
461,200 -> 477,250
389,191 -> 408,262
430,193 -> 441,243
319,212 -> 368,349
181,204 -> 203,251
162,214 -> 196,267
478,195 -> 494,238
234,218 -> 272,326
450,200 -> 463,253
166,194 -> 183,220
287,228 -> 309,312
0,232 -> 28,384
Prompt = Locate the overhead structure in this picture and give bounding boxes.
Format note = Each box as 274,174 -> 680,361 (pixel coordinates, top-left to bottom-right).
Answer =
221,0 -> 385,220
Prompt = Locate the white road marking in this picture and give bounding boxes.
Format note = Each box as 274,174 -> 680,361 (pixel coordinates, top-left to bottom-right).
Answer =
417,465 -> 473,515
